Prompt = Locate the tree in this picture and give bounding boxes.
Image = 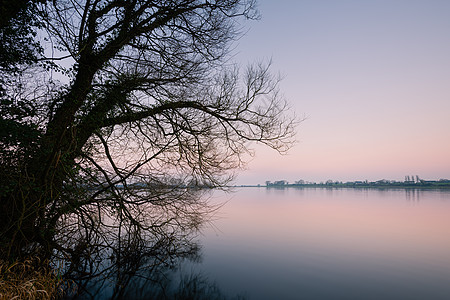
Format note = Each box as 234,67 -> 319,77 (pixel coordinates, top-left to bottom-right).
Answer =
0,0 -> 296,264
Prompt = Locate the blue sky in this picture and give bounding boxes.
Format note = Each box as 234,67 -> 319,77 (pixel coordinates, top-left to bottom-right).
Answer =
234,0 -> 450,184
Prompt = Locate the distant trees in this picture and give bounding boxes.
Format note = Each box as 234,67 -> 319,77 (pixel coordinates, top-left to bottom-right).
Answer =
266,180 -> 288,187
0,0 -> 296,263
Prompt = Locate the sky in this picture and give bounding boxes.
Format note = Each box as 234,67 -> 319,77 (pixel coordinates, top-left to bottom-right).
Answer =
233,0 -> 450,185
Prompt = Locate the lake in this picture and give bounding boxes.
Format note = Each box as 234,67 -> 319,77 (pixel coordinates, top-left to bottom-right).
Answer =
180,187 -> 450,300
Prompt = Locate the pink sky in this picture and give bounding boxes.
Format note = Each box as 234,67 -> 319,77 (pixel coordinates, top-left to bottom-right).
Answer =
234,0 -> 450,184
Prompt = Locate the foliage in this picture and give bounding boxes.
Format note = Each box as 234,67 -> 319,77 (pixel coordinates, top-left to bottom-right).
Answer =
0,0 -> 43,72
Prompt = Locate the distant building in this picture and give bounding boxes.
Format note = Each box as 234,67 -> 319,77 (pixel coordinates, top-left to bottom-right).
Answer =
376,179 -> 389,184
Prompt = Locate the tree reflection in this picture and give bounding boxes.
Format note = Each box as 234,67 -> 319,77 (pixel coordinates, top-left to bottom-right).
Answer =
54,187 -> 237,299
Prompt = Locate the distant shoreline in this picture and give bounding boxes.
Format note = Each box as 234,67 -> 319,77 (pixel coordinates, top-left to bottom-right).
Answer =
235,181 -> 450,190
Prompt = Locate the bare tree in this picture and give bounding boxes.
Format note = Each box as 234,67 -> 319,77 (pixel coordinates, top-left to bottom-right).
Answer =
0,0 -> 296,263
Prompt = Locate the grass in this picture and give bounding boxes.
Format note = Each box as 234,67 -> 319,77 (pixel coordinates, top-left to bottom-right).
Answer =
0,257 -> 65,300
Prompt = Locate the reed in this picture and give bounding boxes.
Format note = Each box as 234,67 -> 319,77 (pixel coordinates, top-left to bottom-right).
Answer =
0,257 -> 64,300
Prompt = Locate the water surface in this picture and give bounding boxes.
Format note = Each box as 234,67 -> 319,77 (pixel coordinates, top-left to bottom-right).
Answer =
186,187 -> 450,299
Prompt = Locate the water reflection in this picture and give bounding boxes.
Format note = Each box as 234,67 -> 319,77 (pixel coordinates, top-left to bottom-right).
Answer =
195,187 -> 450,300
57,187 -> 242,300
62,234 -> 201,299
58,187 -> 450,299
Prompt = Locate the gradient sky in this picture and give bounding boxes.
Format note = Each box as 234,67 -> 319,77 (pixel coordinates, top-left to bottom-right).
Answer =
234,0 -> 450,184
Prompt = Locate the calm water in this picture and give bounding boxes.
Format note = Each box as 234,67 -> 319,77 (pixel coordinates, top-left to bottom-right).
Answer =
181,187 -> 450,300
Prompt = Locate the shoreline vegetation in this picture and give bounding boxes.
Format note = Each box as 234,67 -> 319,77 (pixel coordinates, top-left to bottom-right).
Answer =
237,178 -> 450,189
0,257 -> 64,300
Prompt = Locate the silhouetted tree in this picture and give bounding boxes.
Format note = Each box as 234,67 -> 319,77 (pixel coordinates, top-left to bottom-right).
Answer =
0,0 -> 296,264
